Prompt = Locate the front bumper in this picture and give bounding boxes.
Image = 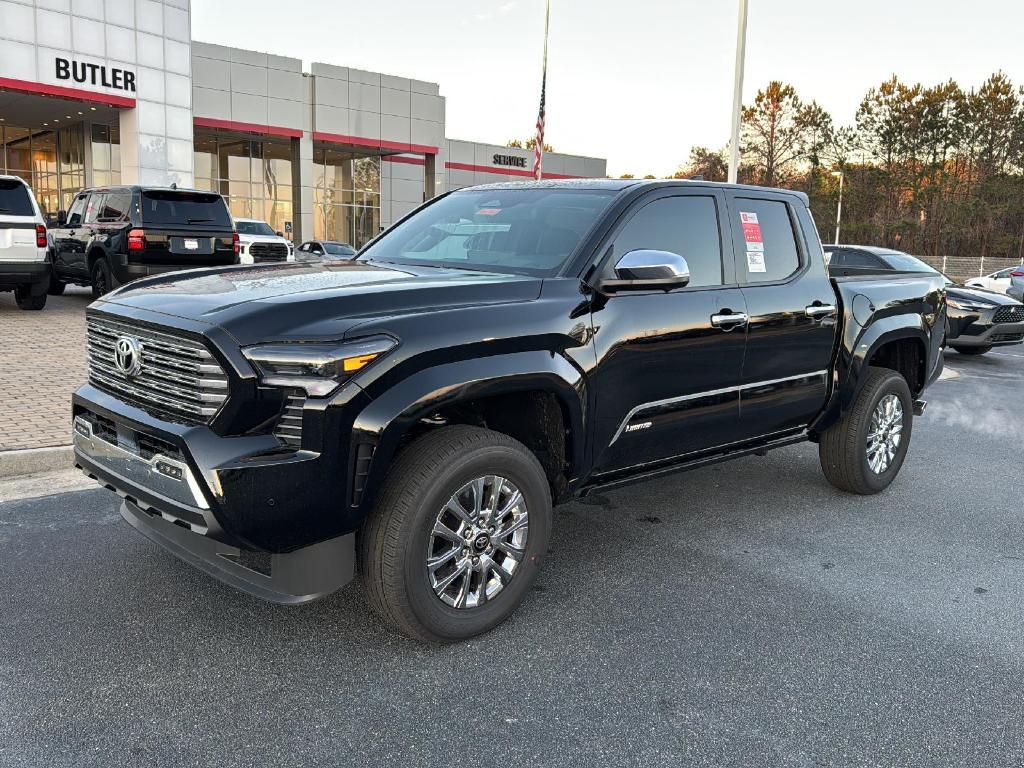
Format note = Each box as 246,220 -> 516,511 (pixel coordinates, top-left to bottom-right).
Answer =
947,316 -> 1024,347
73,383 -> 363,604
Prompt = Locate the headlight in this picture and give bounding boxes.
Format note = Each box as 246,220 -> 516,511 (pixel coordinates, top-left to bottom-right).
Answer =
947,297 -> 994,311
242,336 -> 397,396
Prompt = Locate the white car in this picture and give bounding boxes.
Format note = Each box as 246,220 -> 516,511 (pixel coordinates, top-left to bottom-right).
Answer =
234,218 -> 294,264
0,175 -> 50,310
965,266 -> 1017,294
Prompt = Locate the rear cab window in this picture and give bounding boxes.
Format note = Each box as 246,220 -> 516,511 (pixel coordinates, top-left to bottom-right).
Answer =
731,198 -> 802,283
0,178 -> 36,218
139,190 -> 232,229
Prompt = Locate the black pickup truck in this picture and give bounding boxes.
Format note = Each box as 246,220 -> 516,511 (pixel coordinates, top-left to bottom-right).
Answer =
73,180 -> 945,642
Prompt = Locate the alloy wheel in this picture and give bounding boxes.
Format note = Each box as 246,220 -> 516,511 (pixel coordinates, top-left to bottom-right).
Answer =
426,475 -> 529,609
866,393 -> 904,474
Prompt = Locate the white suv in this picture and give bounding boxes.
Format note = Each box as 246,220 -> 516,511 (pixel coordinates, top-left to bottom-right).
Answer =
234,218 -> 294,264
0,175 -> 50,310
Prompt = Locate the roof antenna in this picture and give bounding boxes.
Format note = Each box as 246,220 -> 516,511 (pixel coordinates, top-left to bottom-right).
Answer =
170,182 -> 177,190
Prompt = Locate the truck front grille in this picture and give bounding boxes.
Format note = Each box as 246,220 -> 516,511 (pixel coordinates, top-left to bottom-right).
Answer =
993,305 -> 1024,323
249,242 -> 289,262
273,389 -> 305,447
86,316 -> 229,425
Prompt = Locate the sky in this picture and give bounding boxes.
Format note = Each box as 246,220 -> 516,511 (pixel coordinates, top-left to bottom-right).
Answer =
191,0 -> 1024,177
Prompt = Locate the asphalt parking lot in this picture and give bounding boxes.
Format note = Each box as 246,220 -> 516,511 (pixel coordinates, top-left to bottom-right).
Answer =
2,348 -> 1023,767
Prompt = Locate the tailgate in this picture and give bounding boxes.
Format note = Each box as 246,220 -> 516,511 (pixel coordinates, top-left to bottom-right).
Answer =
135,228 -> 236,267
0,221 -> 43,263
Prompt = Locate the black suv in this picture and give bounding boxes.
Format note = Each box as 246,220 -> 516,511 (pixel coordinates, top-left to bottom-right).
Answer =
49,186 -> 238,297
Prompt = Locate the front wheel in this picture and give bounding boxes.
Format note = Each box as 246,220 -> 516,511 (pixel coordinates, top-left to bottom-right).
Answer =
359,425 -> 552,643
818,367 -> 914,495
951,345 -> 991,356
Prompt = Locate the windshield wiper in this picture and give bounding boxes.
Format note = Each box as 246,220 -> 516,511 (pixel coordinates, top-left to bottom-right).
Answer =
187,217 -> 213,223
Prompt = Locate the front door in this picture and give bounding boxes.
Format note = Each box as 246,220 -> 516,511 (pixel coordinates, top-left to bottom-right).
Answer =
724,192 -> 837,439
589,189 -> 748,475
53,192 -> 90,276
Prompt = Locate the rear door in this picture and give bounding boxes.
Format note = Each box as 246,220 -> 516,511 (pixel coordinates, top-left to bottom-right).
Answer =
136,190 -> 236,267
589,188 -> 749,474
725,192 -> 837,439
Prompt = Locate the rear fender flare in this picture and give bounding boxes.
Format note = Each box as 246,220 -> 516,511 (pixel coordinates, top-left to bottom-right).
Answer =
347,351 -> 586,518
811,314 -> 929,435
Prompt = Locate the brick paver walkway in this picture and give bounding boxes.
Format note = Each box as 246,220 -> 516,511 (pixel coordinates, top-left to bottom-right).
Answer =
0,287 -> 91,451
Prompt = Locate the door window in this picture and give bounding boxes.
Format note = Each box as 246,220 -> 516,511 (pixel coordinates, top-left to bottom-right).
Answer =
734,199 -> 801,282
608,196 -> 724,287
66,194 -> 87,226
97,191 -> 131,221
83,194 -> 105,224
828,248 -> 885,269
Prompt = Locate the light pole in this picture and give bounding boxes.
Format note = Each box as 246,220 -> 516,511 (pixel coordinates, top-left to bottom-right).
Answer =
727,0 -> 749,184
832,170 -> 844,245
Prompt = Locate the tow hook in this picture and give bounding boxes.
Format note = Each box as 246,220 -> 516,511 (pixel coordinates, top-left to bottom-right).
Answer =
913,399 -> 928,416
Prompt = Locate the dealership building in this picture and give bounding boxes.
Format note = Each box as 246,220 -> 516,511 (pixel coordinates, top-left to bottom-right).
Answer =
0,0 -> 607,246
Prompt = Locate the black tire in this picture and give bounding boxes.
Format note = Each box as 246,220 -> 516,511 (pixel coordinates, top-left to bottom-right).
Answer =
359,425 -> 552,643
47,275 -> 66,295
14,285 -> 46,310
818,366 -> 914,495
90,258 -> 112,298
951,345 -> 991,356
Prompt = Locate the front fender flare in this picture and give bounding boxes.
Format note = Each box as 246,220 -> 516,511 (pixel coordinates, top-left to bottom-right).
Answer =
346,351 -> 586,518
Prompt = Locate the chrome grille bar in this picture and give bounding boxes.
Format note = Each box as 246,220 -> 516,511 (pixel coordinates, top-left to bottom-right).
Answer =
86,316 -> 229,425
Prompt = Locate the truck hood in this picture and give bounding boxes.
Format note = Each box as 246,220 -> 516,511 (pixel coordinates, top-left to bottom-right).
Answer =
947,284 -> 1022,306
238,234 -> 289,245
95,260 -> 543,345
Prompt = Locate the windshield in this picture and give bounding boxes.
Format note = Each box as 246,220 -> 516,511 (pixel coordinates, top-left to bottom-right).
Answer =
877,250 -> 953,284
324,242 -> 355,255
140,191 -> 232,227
236,220 -> 277,236
0,179 -> 34,216
359,188 -> 617,276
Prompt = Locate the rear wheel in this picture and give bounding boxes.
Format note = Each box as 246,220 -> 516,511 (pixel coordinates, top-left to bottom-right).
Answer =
818,367 -> 913,495
359,425 -> 552,643
951,345 -> 991,356
90,258 -> 113,298
14,285 -> 46,310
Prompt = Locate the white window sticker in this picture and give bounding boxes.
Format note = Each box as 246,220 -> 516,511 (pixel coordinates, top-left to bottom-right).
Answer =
746,251 -> 766,273
746,241 -> 764,252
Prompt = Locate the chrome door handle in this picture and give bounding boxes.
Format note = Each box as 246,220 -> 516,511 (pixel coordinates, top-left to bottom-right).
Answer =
805,304 -> 837,318
711,312 -> 748,329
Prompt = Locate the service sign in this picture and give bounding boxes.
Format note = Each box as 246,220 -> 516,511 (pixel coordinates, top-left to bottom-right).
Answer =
492,154 -> 528,169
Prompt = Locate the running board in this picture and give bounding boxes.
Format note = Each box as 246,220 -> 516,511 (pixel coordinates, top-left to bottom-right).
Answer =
580,433 -> 808,497
913,399 -> 928,416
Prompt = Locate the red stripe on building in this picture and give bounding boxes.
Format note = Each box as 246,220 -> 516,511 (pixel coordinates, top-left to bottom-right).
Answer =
313,131 -> 439,156
382,155 -> 426,166
193,116 -> 303,139
444,161 -> 580,180
0,77 -> 136,108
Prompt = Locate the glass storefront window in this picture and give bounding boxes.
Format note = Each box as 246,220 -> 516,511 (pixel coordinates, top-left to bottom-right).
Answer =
313,148 -> 381,248
194,132 -> 296,236
1,123 -> 94,218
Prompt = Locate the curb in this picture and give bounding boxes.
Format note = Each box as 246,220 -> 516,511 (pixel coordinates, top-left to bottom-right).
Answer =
0,445 -> 75,479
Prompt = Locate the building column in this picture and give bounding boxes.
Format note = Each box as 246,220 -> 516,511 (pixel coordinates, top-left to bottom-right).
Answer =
294,132 -> 315,243
423,154 -> 436,200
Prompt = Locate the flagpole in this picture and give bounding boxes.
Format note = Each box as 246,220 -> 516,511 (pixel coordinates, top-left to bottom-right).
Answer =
727,0 -> 749,184
534,0 -> 550,181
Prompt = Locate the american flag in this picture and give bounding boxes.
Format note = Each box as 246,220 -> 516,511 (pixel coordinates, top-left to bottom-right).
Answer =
533,80 -> 546,180
533,0 -> 550,181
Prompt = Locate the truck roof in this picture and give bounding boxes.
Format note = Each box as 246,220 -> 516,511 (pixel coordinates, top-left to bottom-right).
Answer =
464,178 -> 810,205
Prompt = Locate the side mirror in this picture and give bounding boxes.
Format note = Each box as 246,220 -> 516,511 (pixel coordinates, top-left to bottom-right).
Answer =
598,249 -> 691,293
57,210 -> 67,226
276,231 -> 284,237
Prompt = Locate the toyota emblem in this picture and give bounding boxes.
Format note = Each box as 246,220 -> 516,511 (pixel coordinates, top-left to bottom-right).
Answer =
113,336 -> 143,378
